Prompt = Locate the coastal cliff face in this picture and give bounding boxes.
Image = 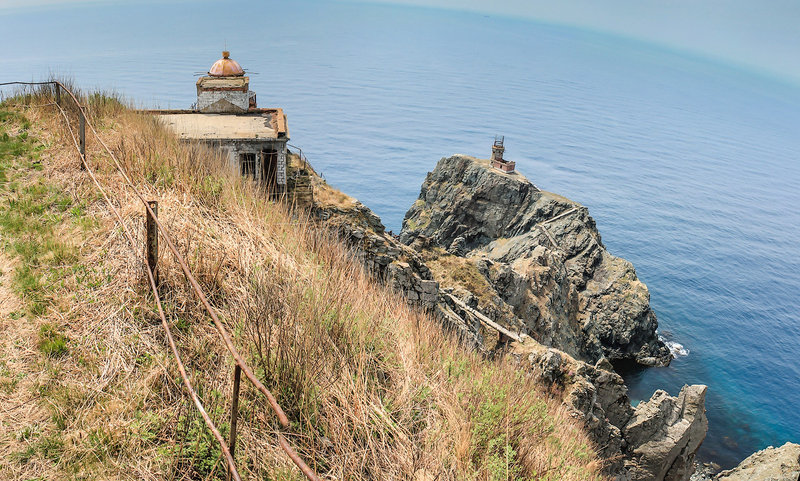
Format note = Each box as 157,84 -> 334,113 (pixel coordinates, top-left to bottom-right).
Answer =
400,155 -> 671,367
310,154 -> 707,480
516,340 -> 707,481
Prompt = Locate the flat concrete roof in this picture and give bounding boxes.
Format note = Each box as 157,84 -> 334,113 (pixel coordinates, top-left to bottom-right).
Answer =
148,108 -> 288,141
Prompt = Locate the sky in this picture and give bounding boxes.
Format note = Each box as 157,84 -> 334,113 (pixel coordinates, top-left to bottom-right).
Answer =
358,0 -> 800,85
1,0 -> 798,84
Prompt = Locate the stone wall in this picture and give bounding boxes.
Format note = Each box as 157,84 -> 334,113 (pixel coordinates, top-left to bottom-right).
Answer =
214,139 -> 288,185
197,89 -> 249,113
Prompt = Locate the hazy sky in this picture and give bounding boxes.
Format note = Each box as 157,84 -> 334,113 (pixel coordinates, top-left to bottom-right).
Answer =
1,0 -> 798,84
361,0 -> 800,84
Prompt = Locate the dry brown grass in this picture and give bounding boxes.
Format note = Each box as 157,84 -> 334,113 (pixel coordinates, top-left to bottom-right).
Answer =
311,180 -> 357,210
427,252 -> 495,307
0,87 -> 607,480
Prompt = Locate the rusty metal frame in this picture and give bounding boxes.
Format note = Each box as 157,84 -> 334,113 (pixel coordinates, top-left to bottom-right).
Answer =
1,80 -> 322,481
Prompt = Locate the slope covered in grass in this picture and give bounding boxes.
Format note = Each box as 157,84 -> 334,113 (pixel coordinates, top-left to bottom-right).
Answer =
0,88 -> 605,480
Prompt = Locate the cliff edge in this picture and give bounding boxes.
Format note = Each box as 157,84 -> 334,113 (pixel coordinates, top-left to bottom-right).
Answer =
311,153 -> 705,480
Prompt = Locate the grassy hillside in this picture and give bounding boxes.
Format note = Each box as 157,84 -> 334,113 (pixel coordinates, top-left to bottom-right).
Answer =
0,88 -> 605,480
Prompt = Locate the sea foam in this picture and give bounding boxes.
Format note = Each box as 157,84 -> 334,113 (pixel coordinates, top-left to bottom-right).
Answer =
660,336 -> 689,358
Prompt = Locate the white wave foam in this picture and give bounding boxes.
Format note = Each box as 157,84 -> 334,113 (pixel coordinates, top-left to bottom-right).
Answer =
663,338 -> 689,358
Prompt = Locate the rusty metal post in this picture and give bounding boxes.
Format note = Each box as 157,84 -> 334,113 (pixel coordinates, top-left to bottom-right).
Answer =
145,201 -> 159,286
54,83 -> 61,106
79,111 -> 86,170
226,364 -> 242,481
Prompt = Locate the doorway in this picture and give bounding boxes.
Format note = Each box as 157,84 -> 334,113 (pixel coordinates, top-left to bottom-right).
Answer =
261,149 -> 278,192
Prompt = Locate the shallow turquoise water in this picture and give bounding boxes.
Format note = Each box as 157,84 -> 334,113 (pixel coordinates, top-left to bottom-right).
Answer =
2,0 -> 799,468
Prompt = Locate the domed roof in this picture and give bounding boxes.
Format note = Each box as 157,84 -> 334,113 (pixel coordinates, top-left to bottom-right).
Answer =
208,51 -> 244,77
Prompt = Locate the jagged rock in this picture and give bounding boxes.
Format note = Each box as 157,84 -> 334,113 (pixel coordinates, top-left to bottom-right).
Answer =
514,340 -> 632,463
690,462 -> 722,481
716,443 -> 800,481
312,154 -> 719,479
400,154 -> 671,366
513,340 -> 707,480
313,199 -> 437,310
624,385 -> 708,481
447,236 -> 467,256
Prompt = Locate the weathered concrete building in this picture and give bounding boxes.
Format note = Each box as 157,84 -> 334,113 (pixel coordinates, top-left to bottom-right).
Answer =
152,51 -> 289,189
490,136 -> 515,173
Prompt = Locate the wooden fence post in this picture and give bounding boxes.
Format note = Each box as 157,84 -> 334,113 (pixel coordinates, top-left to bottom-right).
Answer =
226,364 -> 242,481
54,83 -> 61,106
79,111 -> 86,170
145,201 -> 159,286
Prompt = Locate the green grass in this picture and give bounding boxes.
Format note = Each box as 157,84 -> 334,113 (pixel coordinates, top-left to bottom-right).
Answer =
466,371 -> 551,481
0,104 -> 80,319
37,323 -> 69,358
11,434 -> 63,464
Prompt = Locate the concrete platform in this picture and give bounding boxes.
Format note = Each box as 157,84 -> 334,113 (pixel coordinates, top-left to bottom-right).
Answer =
150,109 -> 287,141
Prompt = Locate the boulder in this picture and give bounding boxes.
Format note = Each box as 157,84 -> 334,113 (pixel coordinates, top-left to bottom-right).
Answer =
624,385 -> 708,481
716,442 -> 800,481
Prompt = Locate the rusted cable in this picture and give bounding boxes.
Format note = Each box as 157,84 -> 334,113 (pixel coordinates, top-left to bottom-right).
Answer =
0,81 -> 60,86
48,81 -> 320,480
146,261 -> 242,481
279,434 -> 323,481
69,83 -> 291,428
53,99 -> 242,481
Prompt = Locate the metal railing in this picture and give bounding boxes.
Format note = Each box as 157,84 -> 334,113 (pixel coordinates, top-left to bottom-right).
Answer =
0,80 -> 322,481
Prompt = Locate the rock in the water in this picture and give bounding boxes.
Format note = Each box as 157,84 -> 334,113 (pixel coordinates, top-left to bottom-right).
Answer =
624,385 -> 708,481
400,154 -> 671,366
716,442 -> 800,481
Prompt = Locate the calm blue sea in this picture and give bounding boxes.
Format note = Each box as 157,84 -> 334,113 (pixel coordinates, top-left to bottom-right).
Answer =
2,0 -> 799,469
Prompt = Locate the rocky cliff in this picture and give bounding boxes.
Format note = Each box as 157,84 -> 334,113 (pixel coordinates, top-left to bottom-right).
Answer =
308,154 -> 709,480
516,339 -> 707,480
400,155 -> 671,366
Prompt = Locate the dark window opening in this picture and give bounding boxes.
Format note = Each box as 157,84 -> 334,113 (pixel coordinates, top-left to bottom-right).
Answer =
240,153 -> 256,178
261,149 -> 278,191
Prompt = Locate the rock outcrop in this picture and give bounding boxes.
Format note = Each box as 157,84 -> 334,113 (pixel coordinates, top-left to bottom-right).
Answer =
624,385 -> 708,481
400,155 -> 671,366
514,340 -> 707,480
314,199 -> 440,310
716,443 -> 800,481
310,154 -> 707,480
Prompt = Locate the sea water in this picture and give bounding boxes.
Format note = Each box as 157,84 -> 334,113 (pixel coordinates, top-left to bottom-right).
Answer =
2,0 -> 799,469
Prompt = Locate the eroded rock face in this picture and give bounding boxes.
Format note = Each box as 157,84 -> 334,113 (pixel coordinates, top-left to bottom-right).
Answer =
716,443 -> 800,481
624,385 -> 708,481
312,154 -> 707,479
513,341 -> 707,480
315,201 -> 439,310
514,341 -> 632,462
400,155 -> 670,366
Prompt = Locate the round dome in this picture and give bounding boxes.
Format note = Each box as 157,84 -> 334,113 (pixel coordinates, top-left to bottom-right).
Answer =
208,51 -> 244,77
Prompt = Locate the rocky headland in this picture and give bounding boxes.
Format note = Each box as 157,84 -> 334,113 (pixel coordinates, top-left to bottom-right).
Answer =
400,155 -> 671,367
309,154 -> 791,480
